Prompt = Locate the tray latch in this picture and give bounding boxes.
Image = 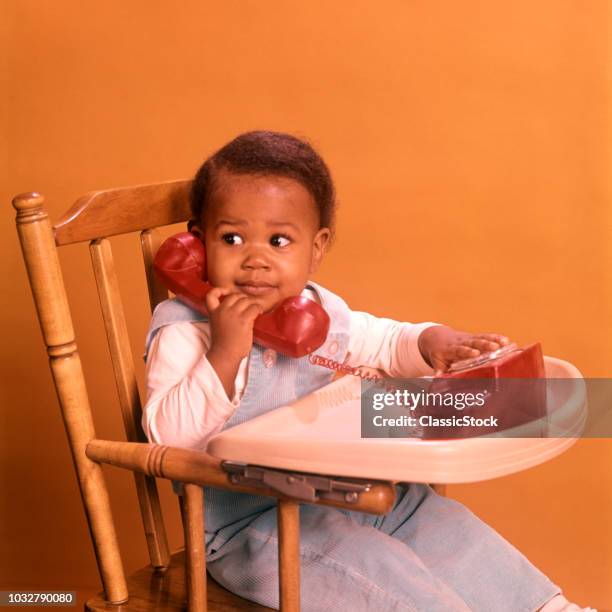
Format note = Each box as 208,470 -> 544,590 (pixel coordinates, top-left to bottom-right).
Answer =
222,461 -> 372,504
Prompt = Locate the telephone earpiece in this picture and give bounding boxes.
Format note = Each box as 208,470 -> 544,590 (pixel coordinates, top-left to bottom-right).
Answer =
153,232 -> 330,358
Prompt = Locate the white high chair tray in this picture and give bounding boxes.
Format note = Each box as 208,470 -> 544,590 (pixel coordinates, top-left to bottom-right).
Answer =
207,357 -> 586,484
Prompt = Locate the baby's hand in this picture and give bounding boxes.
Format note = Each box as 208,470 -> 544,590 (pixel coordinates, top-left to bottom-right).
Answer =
205,287 -> 263,362
205,287 -> 263,399
417,326 -> 510,375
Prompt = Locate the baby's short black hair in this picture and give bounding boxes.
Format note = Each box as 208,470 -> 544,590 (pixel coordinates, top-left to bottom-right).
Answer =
190,131 -> 336,236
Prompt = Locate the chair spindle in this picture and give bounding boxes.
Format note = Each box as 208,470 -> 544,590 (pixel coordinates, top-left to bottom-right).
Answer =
277,500 -> 300,612
183,484 -> 207,611
90,238 -> 170,569
140,229 -> 169,312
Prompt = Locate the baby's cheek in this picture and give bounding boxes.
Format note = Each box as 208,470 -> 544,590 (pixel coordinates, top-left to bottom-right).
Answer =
206,257 -> 232,286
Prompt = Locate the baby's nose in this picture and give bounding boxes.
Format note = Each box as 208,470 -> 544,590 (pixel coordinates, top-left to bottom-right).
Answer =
242,249 -> 271,270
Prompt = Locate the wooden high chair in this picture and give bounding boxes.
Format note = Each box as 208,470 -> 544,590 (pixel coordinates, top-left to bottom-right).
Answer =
12,184 -> 397,612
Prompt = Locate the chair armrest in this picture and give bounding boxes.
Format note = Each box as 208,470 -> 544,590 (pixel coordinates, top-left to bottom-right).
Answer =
86,439 -> 395,515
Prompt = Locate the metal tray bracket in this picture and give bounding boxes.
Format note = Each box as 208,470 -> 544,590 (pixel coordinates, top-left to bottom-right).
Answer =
222,461 -> 373,503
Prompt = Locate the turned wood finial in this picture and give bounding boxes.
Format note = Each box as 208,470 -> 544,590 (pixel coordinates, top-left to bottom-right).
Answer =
12,192 -> 46,221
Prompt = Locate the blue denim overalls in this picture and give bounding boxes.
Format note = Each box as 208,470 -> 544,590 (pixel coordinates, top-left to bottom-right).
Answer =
145,282 -> 560,612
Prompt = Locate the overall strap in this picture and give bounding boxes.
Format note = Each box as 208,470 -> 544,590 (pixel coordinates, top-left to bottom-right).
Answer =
144,298 -> 206,361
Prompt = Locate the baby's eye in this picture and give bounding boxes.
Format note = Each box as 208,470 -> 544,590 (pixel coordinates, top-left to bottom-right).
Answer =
270,234 -> 291,248
222,233 -> 244,245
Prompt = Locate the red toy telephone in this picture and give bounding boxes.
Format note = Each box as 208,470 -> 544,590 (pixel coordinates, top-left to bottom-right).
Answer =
424,343 -> 548,438
440,342 -> 545,379
153,232 -> 330,358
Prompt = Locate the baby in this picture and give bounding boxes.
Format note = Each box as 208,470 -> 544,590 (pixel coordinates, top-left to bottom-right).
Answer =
143,131 -> 593,611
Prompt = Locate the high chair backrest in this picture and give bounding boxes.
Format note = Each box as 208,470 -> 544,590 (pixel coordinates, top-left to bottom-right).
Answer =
14,181 -> 193,598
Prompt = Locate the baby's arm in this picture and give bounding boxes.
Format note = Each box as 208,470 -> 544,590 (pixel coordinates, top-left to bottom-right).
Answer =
345,313 -> 509,377
143,321 -> 242,451
203,286 -> 263,399
345,312 -> 437,377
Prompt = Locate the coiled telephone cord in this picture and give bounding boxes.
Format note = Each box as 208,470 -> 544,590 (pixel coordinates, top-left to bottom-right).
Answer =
308,354 -> 383,382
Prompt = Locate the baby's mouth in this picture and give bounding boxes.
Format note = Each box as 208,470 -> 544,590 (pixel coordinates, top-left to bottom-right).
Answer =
235,281 -> 278,297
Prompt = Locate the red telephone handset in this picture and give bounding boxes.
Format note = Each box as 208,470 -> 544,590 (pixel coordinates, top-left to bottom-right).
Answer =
153,232 -> 330,358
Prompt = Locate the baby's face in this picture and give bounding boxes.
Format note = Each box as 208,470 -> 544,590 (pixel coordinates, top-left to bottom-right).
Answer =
201,171 -> 330,313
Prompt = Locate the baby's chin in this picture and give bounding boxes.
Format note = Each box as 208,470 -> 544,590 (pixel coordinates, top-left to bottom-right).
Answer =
234,284 -> 308,314
230,292 -> 280,315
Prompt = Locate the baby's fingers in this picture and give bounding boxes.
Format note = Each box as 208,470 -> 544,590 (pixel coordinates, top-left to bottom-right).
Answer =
462,334 -> 510,353
231,295 -> 264,317
219,292 -> 252,311
241,302 -> 264,322
463,338 -> 501,353
431,345 -> 478,375
205,287 -> 231,312
476,333 -> 510,346
450,345 -> 480,360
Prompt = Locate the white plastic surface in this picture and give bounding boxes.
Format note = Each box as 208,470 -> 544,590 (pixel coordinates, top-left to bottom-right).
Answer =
206,357 -> 586,483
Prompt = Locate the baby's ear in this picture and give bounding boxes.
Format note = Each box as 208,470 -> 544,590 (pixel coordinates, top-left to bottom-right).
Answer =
187,220 -> 204,240
310,228 -> 331,273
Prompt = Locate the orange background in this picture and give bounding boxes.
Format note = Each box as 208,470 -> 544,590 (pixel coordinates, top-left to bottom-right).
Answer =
2,1 -> 611,609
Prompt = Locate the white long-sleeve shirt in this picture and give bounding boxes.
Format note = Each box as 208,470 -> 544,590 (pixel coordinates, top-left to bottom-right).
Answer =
143,289 -> 437,451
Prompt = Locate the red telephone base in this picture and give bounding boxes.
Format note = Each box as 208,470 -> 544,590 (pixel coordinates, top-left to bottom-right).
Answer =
421,343 -> 547,439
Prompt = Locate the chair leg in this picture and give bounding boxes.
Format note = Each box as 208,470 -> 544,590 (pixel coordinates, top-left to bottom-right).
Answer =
183,483 -> 207,611
277,500 -> 300,612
